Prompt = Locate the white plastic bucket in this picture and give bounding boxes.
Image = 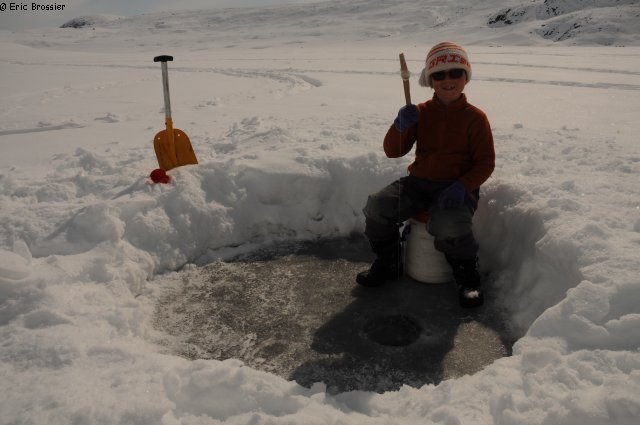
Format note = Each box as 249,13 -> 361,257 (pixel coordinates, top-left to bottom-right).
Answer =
404,214 -> 453,284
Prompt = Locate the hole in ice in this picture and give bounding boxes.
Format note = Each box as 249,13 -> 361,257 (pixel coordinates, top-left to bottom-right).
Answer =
152,184 -> 583,393
364,315 -> 422,347
153,235 -> 514,393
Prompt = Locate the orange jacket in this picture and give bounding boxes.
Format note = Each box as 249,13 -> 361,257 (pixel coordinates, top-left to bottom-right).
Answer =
384,94 -> 495,192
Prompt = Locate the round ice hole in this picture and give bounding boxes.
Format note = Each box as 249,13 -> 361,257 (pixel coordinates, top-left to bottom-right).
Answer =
364,315 -> 422,347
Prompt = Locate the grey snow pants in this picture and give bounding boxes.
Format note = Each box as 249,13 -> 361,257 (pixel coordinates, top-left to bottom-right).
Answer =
363,175 -> 480,260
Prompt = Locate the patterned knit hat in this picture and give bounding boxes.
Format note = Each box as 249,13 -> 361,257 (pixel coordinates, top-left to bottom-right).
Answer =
418,41 -> 472,88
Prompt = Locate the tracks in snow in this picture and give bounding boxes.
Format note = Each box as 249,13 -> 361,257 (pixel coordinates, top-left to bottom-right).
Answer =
4,57 -> 640,92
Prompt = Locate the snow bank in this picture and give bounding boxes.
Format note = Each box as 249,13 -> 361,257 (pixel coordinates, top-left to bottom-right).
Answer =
8,148 -> 398,277
2,134 -> 638,423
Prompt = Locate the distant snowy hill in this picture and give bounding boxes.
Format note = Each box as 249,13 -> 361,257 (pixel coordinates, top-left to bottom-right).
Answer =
488,0 -> 640,44
55,0 -> 640,48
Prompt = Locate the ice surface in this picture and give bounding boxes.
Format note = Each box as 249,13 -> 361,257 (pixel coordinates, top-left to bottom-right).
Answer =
153,237 -> 513,394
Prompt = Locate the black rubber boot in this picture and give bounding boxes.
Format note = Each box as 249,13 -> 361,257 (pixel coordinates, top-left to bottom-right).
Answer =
356,240 -> 402,287
446,255 -> 484,308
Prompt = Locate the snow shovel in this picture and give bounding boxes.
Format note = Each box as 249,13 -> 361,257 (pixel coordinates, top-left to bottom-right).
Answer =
399,53 -> 411,105
153,55 -> 198,171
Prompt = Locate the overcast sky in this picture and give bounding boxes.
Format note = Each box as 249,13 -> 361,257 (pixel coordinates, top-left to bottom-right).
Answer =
0,0 -> 321,31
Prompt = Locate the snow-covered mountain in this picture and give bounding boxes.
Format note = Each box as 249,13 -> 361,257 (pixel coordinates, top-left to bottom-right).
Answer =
488,0 -> 640,44
20,0 -> 640,49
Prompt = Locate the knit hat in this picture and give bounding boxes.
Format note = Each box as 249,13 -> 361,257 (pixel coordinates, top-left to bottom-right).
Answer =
418,41 -> 472,88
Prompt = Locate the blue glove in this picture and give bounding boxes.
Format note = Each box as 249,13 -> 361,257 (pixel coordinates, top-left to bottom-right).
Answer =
393,104 -> 419,132
438,181 -> 467,209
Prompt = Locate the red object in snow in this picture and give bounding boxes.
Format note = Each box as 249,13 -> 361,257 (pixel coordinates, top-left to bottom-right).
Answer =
150,168 -> 171,184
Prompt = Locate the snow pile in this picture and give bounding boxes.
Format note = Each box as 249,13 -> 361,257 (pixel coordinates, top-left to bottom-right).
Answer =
1,0 -> 640,424
23,150 -> 397,274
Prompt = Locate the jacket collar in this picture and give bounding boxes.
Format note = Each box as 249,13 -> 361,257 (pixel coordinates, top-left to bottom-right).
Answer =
431,93 -> 468,111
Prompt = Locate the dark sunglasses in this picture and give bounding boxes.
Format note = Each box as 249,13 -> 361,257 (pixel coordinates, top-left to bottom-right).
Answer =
431,69 -> 466,81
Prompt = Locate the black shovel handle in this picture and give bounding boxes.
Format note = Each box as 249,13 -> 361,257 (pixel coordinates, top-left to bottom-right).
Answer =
154,55 -> 174,118
154,55 -> 174,63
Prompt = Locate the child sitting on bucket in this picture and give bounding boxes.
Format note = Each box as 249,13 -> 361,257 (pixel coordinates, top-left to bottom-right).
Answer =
357,41 -> 495,308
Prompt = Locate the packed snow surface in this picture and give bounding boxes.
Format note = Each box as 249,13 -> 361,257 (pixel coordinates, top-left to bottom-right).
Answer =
1,0 -> 640,424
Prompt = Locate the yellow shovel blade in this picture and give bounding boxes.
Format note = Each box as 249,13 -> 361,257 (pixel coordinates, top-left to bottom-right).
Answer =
154,128 -> 198,171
